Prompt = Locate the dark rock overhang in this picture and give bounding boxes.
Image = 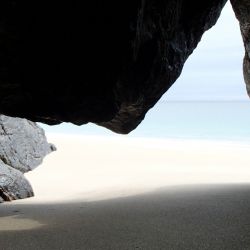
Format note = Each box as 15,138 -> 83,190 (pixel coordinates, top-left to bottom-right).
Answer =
0,0 -> 248,134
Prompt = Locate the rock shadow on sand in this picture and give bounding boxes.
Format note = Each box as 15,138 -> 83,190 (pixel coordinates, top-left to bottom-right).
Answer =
0,184 -> 250,250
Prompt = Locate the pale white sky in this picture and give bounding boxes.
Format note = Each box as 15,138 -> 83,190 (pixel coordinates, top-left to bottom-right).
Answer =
163,2 -> 247,101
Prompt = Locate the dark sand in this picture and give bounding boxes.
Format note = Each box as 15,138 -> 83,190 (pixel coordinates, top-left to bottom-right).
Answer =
0,184 -> 250,250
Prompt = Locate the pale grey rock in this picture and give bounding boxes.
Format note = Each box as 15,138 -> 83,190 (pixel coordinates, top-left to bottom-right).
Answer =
0,115 -> 55,202
0,115 -> 55,173
0,160 -> 33,202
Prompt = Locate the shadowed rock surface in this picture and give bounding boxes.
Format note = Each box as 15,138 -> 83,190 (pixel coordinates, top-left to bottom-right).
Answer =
0,115 -> 55,202
0,0 -> 228,133
231,0 -> 250,97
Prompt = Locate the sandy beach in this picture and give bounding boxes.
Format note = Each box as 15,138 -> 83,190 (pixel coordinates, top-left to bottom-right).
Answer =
0,134 -> 250,249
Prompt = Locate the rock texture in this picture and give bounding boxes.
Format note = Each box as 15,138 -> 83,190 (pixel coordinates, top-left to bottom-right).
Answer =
0,115 -> 55,202
0,1 -> 227,133
0,161 -> 33,201
231,0 -> 250,97
0,115 -> 55,173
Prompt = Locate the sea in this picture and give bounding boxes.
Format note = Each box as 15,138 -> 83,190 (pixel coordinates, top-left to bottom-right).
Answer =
40,101 -> 250,144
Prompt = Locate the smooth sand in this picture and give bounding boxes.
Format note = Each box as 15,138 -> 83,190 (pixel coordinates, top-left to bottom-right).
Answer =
0,134 -> 250,249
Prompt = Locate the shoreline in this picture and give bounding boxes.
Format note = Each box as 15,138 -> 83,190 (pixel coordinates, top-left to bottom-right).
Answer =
20,133 -> 250,203
46,132 -> 250,147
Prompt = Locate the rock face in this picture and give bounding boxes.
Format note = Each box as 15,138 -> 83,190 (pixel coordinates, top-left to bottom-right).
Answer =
0,161 -> 33,201
0,115 -> 55,202
0,1 -> 228,134
0,115 -> 55,173
231,0 -> 250,97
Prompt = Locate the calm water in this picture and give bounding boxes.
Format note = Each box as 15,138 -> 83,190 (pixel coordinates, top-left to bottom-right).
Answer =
41,101 -> 250,143
130,101 -> 250,142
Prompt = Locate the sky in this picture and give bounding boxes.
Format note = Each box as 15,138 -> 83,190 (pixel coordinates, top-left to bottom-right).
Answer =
163,2 -> 247,101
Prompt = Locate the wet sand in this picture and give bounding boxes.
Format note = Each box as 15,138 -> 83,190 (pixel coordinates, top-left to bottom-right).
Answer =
0,135 -> 250,249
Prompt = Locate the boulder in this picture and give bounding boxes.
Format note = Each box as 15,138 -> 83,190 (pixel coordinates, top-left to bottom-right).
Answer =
0,160 -> 33,201
0,115 -> 55,202
0,115 -> 55,173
